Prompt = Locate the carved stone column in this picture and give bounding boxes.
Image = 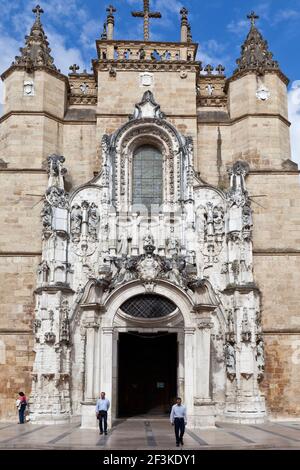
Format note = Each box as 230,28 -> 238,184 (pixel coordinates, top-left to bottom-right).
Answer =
184,327 -> 195,426
80,310 -> 101,429
100,327 -> 114,428
194,317 -> 214,402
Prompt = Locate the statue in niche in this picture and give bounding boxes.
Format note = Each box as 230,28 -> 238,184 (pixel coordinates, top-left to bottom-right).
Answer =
256,336 -> 265,374
166,238 -> 180,255
41,203 -> 52,232
70,204 -> 82,243
242,204 -> 253,231
225,342 -> 236,375
112,257 -> 138,287
196,205 -> 206,237
117,231 -> 128,256
213,205 -> 225,237
88,203 -> 100,242
165,255 -> 185,287
74,284 -> 85,305
38,260 -> 50,284
143,231 -> 155,248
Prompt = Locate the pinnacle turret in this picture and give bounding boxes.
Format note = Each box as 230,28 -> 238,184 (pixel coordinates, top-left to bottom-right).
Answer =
12,5 -> 57,72
234,12 -> 280,76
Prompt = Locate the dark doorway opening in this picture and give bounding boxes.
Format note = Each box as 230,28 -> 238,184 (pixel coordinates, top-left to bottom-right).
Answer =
118,332 -> 177,417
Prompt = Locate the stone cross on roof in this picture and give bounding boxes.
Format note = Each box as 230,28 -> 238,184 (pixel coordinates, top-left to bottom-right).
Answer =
32,4 -> 44,22
132,0 -> 162,41
69,64 -> 80,74
247,11 -> 259,27
106,4 -> 116,17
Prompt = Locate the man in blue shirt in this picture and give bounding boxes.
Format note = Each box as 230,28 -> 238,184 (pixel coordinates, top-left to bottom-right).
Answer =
95,392 -> 110,435
170,397 -> 187,446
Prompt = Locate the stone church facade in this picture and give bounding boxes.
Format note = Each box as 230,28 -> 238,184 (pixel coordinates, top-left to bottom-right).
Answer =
0,4 -> 299,427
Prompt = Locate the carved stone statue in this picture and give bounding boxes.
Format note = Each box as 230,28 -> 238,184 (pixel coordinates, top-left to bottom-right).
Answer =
166,238 -> 179,255
117,231 -> 128,256
60,300 -> 70,344
41,203 -> 52,232
241,308 -> 252,342
213,205 -> 225,236
165,255 -> 184,286
70,204 -> 82,243
242,204 -> 253,231
88,203 -> 100,242
46,187 -> 69,209
38,260 -> 50,284
112,257 -> 138,287
143,231 -> 155,249
256,337 -> 265,374
225,342 -> 236,376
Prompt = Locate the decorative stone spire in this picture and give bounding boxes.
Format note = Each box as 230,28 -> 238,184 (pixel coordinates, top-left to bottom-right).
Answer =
180,7 -> 188,42
106,4 -> 116,40
12,5 -> 57,72
234,12 -> 279,76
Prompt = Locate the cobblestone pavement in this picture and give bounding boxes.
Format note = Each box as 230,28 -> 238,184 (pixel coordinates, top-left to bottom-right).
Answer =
0,419 -> 300,450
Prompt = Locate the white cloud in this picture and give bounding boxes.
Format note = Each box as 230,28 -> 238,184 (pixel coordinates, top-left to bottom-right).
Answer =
46,30 -> 86,74
227,19 -> 248,35
288,81 -> 300,166
197,40 -> 231,72
273,9 -> 300,25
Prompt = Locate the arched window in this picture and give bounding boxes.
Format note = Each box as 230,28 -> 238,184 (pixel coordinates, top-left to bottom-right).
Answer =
132,145 -> 163,209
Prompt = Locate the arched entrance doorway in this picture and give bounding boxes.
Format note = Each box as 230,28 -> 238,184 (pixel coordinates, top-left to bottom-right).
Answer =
79,280 -> 204,429
116,293 -> 180,417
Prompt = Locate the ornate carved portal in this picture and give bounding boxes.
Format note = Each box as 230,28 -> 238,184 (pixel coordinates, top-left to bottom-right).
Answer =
31,91 -> 266,428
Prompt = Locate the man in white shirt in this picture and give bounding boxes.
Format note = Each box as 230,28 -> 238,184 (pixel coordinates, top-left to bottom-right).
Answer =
95,392 -> 110,435
170,397 -> 187,446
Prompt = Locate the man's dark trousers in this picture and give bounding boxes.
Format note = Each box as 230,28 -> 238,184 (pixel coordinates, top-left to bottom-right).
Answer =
99,411 -> 108,434
174,417 -> 185,444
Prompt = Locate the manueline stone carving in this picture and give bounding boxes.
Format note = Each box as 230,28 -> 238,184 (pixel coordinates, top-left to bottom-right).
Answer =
227,161 -> 250,208
70,204 -> 82,243
225,342 -> 236,380
37,260 -> 50,284
256,335 -> 265,380
41,203 -> 52,233
12,5 -> 57,72
241,308 -> 252,343
242,204 -> 253,231
60,300 -> 70,345
46,187 -> 69,209
234,12 -> 280,77
88,203 -> 100,242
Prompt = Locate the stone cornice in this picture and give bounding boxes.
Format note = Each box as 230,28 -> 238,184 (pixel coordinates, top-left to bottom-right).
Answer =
34,285 -> 74,295
253,249 -> 300,256
0,329 -> 33,335
0,251 -> 42,257
222,283 -> 260,294
0,110 -> 96,125
263,329 -> 300,334
225,69 -> 289,89
0,168 -> 47,174
197,112 -> 291,127
1,65 -> 69,86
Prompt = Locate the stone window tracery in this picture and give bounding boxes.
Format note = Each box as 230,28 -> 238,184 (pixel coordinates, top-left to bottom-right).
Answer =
132,145 -> 163,210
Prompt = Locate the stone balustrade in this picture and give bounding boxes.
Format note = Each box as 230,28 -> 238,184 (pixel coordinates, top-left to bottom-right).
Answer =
96,40 -> 198,62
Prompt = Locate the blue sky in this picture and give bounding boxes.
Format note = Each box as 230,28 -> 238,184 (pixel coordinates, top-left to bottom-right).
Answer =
0,0 -> 299,162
